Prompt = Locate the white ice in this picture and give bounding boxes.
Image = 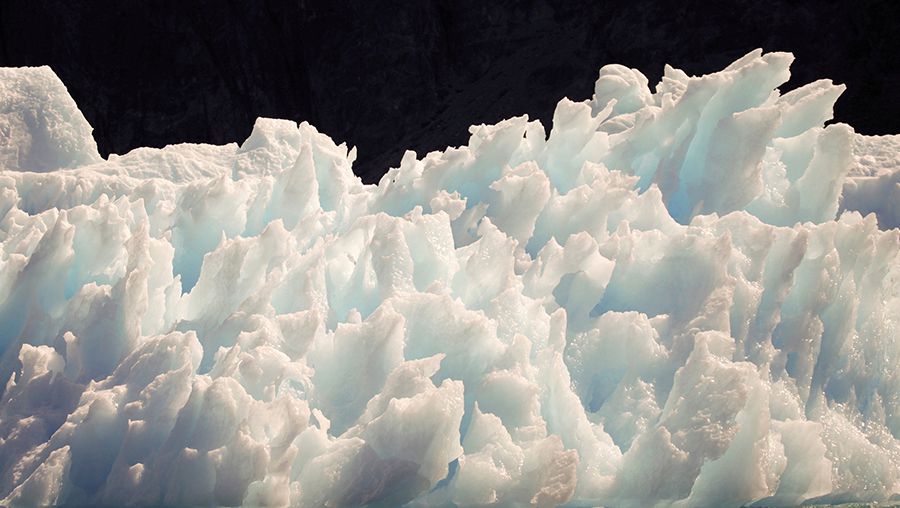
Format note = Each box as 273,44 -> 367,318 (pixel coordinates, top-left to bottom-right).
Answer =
0,51 -> 900,507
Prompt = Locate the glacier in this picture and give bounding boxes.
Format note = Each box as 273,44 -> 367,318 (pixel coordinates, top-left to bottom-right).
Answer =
1,50 -> 900,507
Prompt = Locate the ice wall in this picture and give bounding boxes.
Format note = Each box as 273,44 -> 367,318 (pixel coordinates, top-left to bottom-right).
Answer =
0,50 -> 899,507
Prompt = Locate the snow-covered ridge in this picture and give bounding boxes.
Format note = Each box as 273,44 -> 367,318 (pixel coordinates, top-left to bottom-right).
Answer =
0,50 -> 899,507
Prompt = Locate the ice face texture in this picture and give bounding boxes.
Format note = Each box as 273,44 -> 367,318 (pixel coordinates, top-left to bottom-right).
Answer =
0,67 -> 102,173
1,50 -> 900,507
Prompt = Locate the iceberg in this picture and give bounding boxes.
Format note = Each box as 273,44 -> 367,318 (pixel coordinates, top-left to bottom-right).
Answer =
0,50 -> 899,506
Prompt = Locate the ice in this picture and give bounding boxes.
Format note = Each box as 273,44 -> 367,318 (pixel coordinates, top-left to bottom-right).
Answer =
0,67 -> 102,173
1,50 -> 900,506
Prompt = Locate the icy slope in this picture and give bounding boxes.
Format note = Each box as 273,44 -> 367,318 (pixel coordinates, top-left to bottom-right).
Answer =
1,52 -> 900,507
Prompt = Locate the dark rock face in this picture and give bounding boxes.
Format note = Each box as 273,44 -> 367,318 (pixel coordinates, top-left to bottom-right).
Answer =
1,0 -> 898,183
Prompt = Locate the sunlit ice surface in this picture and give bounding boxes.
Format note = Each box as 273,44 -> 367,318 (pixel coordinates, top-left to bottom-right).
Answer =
1,50 -> 900,507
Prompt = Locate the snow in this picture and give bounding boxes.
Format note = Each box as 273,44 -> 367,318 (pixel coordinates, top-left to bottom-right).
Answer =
1,49 -> 900,507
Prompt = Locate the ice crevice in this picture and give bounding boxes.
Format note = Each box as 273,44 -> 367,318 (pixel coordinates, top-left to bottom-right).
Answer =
1,50 -> 900,506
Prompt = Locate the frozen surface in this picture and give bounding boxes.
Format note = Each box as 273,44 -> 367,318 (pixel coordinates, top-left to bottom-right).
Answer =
0,50 -> 900,507
0,67 -> 102,173
842,134 -> 900,229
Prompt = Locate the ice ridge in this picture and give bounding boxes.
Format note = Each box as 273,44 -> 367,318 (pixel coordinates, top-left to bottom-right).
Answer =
0,51 -> 900,507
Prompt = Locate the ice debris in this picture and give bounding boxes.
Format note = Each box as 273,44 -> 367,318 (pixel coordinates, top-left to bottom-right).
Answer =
0,51 -> 900,507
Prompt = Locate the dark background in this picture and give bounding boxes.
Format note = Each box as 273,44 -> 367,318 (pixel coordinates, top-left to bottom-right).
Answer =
1,0 -> 898,183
